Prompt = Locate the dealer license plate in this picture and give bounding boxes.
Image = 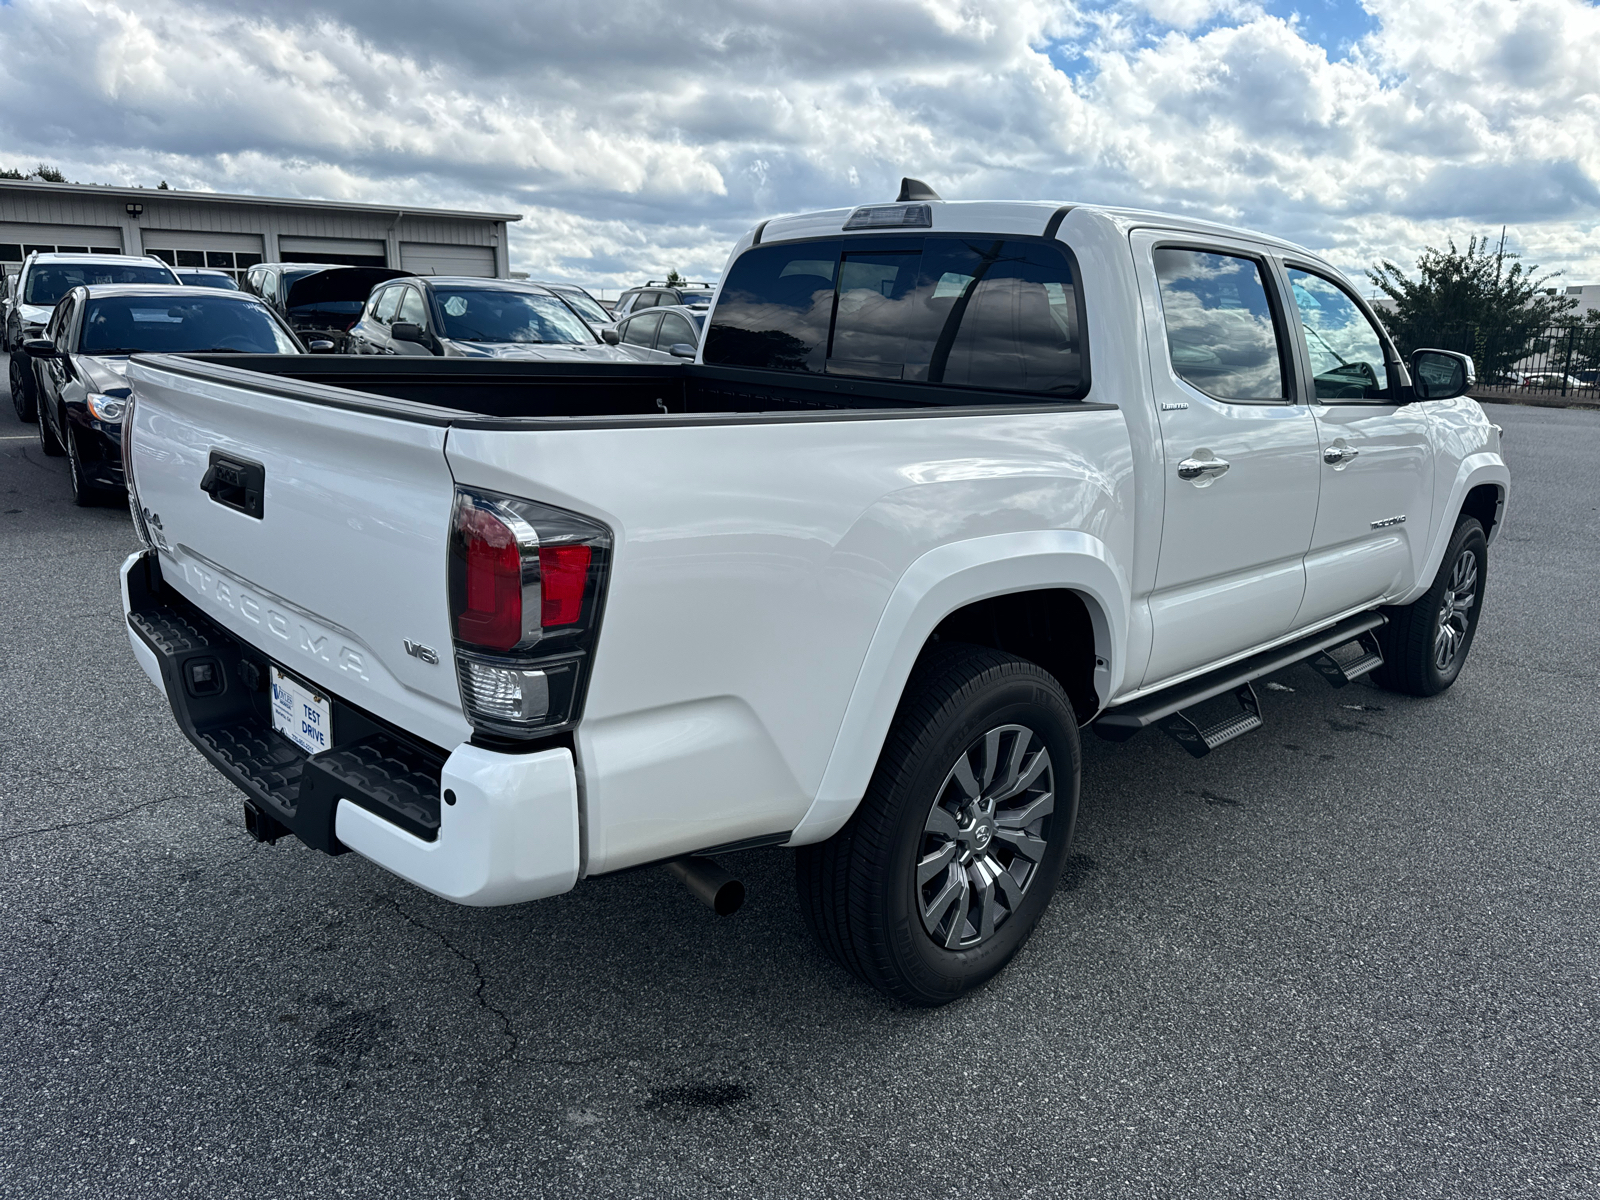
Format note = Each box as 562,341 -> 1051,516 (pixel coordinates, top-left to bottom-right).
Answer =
270,666 -> 332,756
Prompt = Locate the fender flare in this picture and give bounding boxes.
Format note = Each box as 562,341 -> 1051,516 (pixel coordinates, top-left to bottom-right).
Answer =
1394,453 -> 1509,607
786,530 -> 1129,846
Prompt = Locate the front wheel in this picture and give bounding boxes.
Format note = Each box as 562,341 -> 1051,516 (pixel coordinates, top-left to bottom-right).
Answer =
1374,517 -> 1488,696
9,351 -> 37,422
37,401 -> 63,456
67,427 -> 114,507
795,644 -> 1080,1006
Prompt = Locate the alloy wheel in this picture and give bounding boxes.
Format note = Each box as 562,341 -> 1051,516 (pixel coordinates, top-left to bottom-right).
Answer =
917,724 -> 1054,951
1434,547 -> 1479,672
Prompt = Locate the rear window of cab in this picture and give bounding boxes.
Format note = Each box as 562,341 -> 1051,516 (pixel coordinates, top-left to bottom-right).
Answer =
703,235 -> 1087,399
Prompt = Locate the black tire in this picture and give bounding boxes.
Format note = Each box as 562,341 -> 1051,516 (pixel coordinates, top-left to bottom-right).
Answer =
9,350 -> 37,422
1373,517 -> 1487,696
37,400 -> 63,456
795,643 -> 1080,1006
67,427 -> 113,507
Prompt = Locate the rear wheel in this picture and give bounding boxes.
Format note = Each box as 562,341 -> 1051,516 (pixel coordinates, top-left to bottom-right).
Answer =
9,351 -> 37,422
796,644 -> 1080,1006
1374,517 -> 1487,696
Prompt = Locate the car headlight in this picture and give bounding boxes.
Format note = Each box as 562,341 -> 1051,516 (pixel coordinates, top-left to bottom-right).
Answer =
87,393 -> 128,422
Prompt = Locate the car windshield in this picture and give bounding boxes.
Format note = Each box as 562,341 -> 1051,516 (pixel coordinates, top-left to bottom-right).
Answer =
549,287 -> 610,325
25,263 -> 173,306
79,295 -> 301,355
178,272 -> 239,291
433,288 -> 595,344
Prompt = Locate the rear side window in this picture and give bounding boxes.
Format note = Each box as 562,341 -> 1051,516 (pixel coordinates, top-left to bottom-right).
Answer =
704,236 -> 1085,397
1152,248 -> 1285,402
373,287 -> 402,324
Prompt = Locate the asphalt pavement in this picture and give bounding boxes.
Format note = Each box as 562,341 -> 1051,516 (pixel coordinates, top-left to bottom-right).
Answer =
2,370 -> 1597,1199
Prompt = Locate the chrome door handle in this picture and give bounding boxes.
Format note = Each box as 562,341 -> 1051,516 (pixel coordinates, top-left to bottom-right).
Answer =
1323,445 -> 1359,465
1177,457 -> 1231,482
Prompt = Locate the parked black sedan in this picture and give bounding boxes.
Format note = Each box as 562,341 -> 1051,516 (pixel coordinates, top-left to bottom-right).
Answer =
24,285 -> 304,505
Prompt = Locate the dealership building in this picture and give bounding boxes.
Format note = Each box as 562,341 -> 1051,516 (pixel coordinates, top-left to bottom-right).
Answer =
0,179 -> 518,286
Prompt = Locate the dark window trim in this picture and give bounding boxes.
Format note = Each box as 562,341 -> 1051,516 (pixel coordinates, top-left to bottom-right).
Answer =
750,219 -> 771,247
1150,240 -> 1298,408
1043,206 -> 1073,240
708,231 -> 1094,403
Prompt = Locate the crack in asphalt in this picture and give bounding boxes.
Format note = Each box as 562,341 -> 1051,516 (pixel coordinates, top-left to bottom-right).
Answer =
378,896 -> 517,1057
0,792 -> 187,844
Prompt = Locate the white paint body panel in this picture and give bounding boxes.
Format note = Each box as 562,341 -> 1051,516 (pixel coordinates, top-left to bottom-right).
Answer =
335,744 -> 580,906
121,200 -> 1510,907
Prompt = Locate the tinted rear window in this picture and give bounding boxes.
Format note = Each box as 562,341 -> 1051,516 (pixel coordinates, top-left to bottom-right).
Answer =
703,236 -> 1084,397
25,262 -> 174,306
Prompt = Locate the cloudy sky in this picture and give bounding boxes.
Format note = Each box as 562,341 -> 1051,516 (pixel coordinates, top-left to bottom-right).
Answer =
0,0 -> 1596,292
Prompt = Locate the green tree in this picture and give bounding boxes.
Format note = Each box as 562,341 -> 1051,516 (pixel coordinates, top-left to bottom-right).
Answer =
32,163 -> 66,182
157,180 -> 170,190
1368,233 -> 1576,381
664,269 -> 684,287
0,168 -> 24,180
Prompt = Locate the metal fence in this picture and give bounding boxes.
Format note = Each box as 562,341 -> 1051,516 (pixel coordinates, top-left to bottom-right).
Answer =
1426,322 -> 1600,401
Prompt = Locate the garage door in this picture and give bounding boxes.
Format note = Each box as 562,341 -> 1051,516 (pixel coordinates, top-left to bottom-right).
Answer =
143,231 -> 265,286
400,242 -> 496,278
0,222 -> 124,264
278,236 -> 388,268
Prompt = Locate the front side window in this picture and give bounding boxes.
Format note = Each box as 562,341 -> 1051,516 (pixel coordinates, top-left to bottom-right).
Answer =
433,288 -> 595,344
1287,268 -> 1391,401
621,311 -> 662,347
78,296 -> 301,355
1153,248 -> 1285,402
551,287 -> 609,325
396,287 -> 428,328
24,262 -> 174,306
704,236 -> 1084,397
657,312 -> 697,348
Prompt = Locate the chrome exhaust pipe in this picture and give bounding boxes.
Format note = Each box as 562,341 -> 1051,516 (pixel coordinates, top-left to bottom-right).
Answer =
666,856 -> 745,916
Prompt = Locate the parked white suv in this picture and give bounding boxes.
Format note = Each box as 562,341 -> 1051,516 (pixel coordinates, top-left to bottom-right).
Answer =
119,184 -> 1507,1004
6,251 -> 177,420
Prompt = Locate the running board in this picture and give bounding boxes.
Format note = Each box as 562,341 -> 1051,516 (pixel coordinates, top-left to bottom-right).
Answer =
1307,629 -> 1384,687
1094,611 -> 1388,750
1155,682 -> 1262,758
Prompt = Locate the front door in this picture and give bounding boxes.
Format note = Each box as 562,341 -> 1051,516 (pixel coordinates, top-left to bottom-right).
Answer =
1133,233 -> 1323,687
1280,265 -> 1435,627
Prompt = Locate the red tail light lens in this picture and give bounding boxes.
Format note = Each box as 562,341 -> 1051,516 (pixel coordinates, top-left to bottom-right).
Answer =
448,488 -> 612,738
454,503 -> 523,651
539,545 -> 591,626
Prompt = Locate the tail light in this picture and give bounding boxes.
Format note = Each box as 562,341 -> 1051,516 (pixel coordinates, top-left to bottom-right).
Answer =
122,391 -> 154,549
448,487 -> 611,740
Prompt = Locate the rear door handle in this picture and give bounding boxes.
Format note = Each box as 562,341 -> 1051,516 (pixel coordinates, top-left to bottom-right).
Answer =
1177,456 -> 1231,483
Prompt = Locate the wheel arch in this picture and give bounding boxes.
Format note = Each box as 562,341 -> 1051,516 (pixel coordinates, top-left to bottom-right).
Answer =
1395,454 -> 1508,608
786,530 -> 1127,847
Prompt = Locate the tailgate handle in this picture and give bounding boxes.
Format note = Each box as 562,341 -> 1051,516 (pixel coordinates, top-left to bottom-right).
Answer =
200,451 -> 266,520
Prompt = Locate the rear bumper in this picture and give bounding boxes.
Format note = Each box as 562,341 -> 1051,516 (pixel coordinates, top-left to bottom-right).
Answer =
120,550 -> 579,906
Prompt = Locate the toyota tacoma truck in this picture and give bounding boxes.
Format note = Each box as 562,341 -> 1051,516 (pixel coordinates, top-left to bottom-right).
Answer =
118,184 -> 1508,1005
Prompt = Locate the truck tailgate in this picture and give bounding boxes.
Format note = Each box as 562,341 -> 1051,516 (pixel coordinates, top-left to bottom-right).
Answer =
125,357 -> 470,750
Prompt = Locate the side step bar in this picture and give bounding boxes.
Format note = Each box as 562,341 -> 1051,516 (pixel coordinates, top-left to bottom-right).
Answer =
1094,611 -> 1387,757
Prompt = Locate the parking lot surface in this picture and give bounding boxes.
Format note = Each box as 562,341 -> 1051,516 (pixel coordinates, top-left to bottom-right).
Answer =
2,374 -> 1597,1199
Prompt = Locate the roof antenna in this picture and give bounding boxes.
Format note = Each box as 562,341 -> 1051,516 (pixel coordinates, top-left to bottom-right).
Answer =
897,177 -> 942,202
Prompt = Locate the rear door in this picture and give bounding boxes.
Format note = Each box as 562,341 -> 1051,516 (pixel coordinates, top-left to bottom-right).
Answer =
126,357 -> 471,750
1280,263 -> 1435,624
1132,231 -> 1323,686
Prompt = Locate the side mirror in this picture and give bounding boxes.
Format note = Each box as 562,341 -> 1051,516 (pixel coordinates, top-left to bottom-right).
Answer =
390,321 -> 425,345
668,343 -> 697,360
21,337 -> 56,358
307,339 -> 336,354
1409,349 -> 1474,402
600,328 -> 620,345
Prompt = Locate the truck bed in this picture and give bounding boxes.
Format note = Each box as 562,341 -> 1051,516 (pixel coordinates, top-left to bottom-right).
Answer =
155,353 -> 1104,423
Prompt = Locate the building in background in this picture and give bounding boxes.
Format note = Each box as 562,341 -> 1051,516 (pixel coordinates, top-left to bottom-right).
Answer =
1562,284 -> 1600,318
0,179 -> 518,285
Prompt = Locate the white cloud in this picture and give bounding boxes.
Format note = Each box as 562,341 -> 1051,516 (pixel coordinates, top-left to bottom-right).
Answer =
0,0 -> 1595,290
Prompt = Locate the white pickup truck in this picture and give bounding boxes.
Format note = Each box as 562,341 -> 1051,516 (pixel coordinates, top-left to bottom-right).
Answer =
119,186 -> 1508,1005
